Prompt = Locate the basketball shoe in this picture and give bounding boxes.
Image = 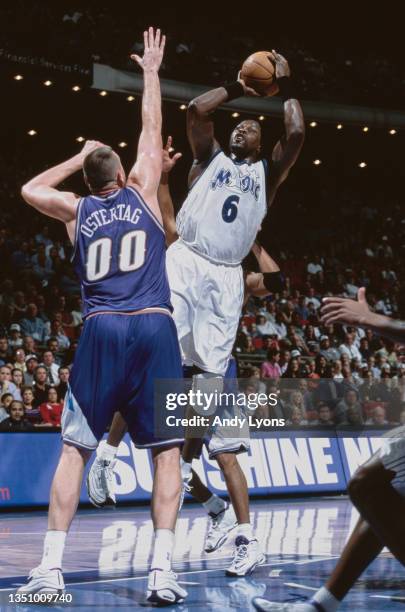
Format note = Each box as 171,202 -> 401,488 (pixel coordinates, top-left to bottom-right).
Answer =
205,503 -> 237,552
226,536 -> 265,577
86,457 -> 116,508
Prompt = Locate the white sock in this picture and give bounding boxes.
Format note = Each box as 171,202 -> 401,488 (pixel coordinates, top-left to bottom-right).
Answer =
99,442 -> 117,462
202,494 -> 226,516
311,586 -> 340,612
151,529 -> 175,572
180,458 -> 192,480
40,530 -> 66,570
237,522 -> 253,540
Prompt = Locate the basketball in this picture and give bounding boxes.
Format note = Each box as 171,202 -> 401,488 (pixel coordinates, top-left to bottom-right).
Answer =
240,51 -> 279,97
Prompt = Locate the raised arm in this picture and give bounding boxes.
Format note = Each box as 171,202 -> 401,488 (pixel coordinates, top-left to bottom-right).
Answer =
321,288 -> 405,344
266,51 -> 305,205
158,137 -> 182,246
127,28 -> 165,218
21,140 -> 102,242
245,240 -> 283,298
187,79 -> 258,185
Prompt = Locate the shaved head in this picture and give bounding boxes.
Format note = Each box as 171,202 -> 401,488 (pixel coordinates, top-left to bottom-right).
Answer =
83,146 -> 124,191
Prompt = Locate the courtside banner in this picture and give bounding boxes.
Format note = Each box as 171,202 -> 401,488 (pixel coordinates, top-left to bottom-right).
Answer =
0,428 -> 389,507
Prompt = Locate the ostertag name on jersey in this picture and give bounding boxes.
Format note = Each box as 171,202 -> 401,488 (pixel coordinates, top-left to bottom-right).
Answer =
80,204 -> 143,238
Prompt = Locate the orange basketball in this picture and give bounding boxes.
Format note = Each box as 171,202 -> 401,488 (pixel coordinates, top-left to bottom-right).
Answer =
240,51 -> 279,97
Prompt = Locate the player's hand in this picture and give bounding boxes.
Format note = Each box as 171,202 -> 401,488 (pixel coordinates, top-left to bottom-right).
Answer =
237,71 -> 260,97
272,50 -> 291,78
131,27 -> 166,72
321,287 -> 371,326
79,140 -> 104,159
162,136 -> 182,174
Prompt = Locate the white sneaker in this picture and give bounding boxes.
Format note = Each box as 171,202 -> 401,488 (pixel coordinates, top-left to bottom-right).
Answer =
226,536 -> 265,577
86,457 -> 116,508
205,504 -> 237,553
252,598 -> 316,611
17,566 -> 65,594
147,568 -> 188,605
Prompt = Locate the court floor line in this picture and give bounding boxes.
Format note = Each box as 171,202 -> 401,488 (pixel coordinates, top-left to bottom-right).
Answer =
0,556 -> 339,592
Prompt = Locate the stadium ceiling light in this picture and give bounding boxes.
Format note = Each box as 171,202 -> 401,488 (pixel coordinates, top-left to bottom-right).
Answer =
76,136 -> 85,142
99,90 -> 108,97
179,104 -> 187,110
232,112 -> 240,118
362,126 -> 369,132
389,129 -> 397,135
27,130 -> 37,136
44,80 -> 52,86
258,115 -> 265,121
127,95 -> 135,101
72,85 -> 81,92
14,74 -> 23,81
310,121 -> 317,127
359,162 -> 367,168
313,159 -> 321,165
336,124 -> 343,130
118,141 -> 127,148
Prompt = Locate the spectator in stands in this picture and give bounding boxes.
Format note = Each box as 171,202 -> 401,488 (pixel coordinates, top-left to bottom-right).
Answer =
319,335 -> 340,361
279,350 -> 291,375
39,387 -> 63,427
339,333 -> 362,361
22,335 -> 37,355
256,315 -> 277,337
335,389 -> 362,424
20,303 -> 47,343
307,255 -> 323,277
400,410 -> 405,425
46,319 -> 70,350
8,323 -> 23,349
273,312 -> 287,338
315,354 -> 330,378
304,287 -> 321,310
0,336 -> 11,365
287,406 -> 309,426
283,357 -> 301,378
359,337 -> 372,360
32,366 -> 50,407
13,348 -> 26,373
41,350 -> 60,385
246,366 -> 267,394
11,368 -> 24,391
312,401 -> 334,426
0,392 -> 13,422
22,386 -> 40,422
366,405 -> 390,426
0,365 -> 22,400
13,291 -> 27,318
0,400 -> 34,431
341,405 -> 364,426
261,348 -> 282,379
70,296 -> 83,327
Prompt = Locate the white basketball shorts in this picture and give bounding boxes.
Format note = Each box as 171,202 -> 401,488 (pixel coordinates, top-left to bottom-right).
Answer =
166,240 -> 244,376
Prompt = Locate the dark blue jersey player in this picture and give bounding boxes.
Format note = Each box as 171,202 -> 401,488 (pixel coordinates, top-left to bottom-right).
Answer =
18,28 -> 187,606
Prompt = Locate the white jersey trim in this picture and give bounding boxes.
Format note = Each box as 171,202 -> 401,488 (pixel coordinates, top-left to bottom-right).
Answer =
70,197 -> 84,263
127,185 -> 165,233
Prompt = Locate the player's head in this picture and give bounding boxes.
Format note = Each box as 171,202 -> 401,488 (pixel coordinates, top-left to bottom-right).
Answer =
230,120 -> 261,160
83,146 -> 125,192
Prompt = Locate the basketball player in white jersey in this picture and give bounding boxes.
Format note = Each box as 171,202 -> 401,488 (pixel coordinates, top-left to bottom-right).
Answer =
253,288 -> 405,611
167,50 -> 304,573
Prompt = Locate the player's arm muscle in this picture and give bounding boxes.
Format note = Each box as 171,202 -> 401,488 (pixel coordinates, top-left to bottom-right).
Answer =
187,88 -> 228,181
268,99 -> 305,204
21,157 -> 81,223
246,241 -> 281,297
127,28 -> 165,220
158,175 -> 178,246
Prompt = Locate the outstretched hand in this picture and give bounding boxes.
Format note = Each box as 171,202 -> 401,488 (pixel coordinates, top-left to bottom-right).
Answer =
271,50 -> 291,79
237,71 -> 260,97
321,287 -> 371,326
131,27 -> 166,72
162,136 -> 182,173
79,140 -> 105,160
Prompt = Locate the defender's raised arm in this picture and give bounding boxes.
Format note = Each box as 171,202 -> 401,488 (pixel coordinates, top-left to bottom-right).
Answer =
128,27 -> 165,218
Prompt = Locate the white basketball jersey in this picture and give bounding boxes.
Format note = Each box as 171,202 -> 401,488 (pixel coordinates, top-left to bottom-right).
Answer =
176,150 -> 268,265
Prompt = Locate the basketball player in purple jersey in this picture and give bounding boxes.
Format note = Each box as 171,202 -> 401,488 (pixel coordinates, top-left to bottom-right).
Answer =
18,28 -> 187,606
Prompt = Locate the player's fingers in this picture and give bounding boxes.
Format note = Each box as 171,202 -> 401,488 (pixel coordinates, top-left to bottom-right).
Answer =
131,54 -> 142,66
172,152 -> 182,162
143,30 -> 148,50
322,297 -> 345,305
357,287 -> 367,303
320,303 -> 345,315
154,28 -> 161,47
165,135 -> 172,150
160,34 -> 166,52
148,26 -> 154,49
